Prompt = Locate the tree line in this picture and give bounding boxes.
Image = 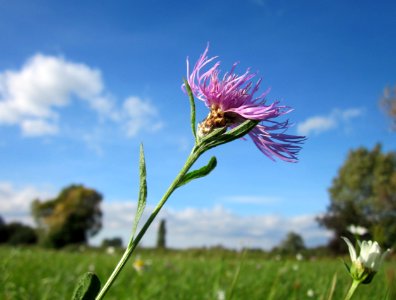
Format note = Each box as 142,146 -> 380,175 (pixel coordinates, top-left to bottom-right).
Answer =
1,146 -> 395,253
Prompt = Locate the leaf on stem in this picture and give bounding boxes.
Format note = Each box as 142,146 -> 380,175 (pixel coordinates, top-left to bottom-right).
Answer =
131,144 -> 147,239
183,79 -> 197,142
72,272 -> 101,300
177,156 -> 217,188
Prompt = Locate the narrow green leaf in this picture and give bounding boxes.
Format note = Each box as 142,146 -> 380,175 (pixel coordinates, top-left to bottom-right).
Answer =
183,79 -> 197,141
198,127 -> 227,144
342,259 -> 350,273
177,156 -> 217,188
202,119 -> 259,150
72,272 -> 101,300
131,144 -> 147,239
224,119 -> 259,138
326,273 -> 337,300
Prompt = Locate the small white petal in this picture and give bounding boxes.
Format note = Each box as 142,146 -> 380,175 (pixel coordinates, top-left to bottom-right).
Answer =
342,236 -> 357,262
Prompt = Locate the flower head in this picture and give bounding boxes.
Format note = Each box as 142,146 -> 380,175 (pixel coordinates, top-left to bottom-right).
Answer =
133,257 -> 148,274
306,289 -> 315,298
347,224 -> 368,236
342,236 -> 390,283
216,289 -> 226,300
184,45 -> 305,162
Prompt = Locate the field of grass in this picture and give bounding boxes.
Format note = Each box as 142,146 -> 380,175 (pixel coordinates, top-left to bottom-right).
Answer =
1,246 -> 395,300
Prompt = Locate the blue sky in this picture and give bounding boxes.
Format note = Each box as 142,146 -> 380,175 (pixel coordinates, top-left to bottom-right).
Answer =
0,0 -> 395,249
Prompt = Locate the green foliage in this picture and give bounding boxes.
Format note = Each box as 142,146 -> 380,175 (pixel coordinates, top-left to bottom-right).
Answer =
101,237 -> 123,248
156,219 -> 166,249
183,79 -> 197,141
277,232 -> 306,254
380,85 -> 396,130
131,144 -> 147,241
0,221 -> 38,245
72,272 -> 101,300
318,144 -> 396,252
177,156 -> 217,188
0,216 -> 7,244
31,184 -> 103,248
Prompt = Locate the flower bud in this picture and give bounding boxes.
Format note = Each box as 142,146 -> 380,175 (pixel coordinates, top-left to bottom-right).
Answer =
342,236 -> 390,284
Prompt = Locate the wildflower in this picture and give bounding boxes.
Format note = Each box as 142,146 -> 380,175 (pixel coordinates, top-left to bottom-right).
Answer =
216,289 -> 226,300
347,225 -> 368,236
106,246 -> 115,255
184,45 -> 305,162
133,257 -> 147,274
342,236 -> 390,284
296,253 -> 304,261
307,289 -> 315,297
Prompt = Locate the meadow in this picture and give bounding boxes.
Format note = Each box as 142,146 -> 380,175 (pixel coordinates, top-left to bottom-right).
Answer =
1,246 -> 395,300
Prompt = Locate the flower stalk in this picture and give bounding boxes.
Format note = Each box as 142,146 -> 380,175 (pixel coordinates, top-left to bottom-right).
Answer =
344,280 -> 360,300
95,144 -> 204,300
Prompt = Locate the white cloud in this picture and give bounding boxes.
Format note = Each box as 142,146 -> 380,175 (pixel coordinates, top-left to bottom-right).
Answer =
123,96 -> 163,137
90,201 -> 331,249
297,108 -> 363,136
0,54 -> 162,138
0,54 -> 112,136
21,119 -> 59,136
297,116 -> 335,136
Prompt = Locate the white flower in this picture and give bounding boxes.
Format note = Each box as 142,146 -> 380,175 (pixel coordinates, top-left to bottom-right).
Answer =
216,289 -> 226,300
296,253 -> 304,261
342,236 -> 391,283
307,289 -> 315,297
106,246 -> 115,255
347,225 -> 368,236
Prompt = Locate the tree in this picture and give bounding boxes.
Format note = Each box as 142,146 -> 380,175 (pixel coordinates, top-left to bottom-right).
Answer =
278,232 -> 306,254
0,217 -> 38,245
5,222 -> 38,245
31,184 -> 102,248
380,85 -> 396,130
0,216 -> 7,243
102,237 -> 123,248
156,219 -> 166,249
318,144 -> 396,252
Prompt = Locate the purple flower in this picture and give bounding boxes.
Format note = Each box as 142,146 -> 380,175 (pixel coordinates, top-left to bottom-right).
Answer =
184,46 -> 305,162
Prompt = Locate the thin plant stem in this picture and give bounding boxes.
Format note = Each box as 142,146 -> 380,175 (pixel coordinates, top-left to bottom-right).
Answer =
326,273 -> 337,300
95,145 -> 205,300
344,280 -> 360,300
227,249 -> 246,300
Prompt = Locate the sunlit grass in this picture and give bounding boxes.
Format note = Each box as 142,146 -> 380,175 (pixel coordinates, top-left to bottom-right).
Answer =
0,246 -> 394,300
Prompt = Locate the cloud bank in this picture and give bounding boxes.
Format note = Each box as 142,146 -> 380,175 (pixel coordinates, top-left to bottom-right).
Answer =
0,182 -> 330,250
92,201 -> 330,250
0,54 -> 162,137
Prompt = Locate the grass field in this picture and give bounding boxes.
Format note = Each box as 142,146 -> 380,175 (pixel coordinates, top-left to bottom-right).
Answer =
1,246 -> 395,300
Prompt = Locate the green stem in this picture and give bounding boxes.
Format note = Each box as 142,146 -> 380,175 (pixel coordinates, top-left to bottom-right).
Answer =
227,249 -> 246,300
344,280 -> 360,300
95,145 -> 205,300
